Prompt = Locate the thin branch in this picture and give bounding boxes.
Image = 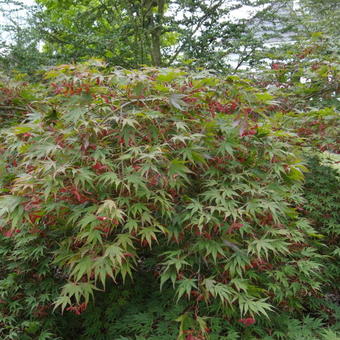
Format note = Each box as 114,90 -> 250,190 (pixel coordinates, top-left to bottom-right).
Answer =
0,105 -> 27,111
167,0 -> 225,66
232,47 -> 255,73
223,240 -> 241,252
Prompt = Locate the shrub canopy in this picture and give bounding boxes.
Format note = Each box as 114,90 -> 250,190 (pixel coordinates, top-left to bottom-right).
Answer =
0,60 -> 338,339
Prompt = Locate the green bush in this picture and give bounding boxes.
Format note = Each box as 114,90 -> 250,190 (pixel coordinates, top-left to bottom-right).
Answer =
302,154 -> 340,301
0,73 -> 42,128
0,61 -> 334,339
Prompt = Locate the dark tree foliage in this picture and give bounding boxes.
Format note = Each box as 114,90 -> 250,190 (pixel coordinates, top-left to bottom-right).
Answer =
1,0 -> 297,73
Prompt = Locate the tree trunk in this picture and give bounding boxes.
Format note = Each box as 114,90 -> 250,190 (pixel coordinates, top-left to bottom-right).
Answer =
146,0 -> 165,66
150,26 -> 162,66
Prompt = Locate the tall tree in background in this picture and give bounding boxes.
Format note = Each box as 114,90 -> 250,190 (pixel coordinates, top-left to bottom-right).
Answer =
0,0 -> 46,73
1,0 -> 293,73
295,0 -> 340,36
1,0 -> 338,74
33,0 -> 261,68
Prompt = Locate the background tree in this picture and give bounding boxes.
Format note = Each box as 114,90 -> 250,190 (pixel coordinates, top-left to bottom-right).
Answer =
34,0 -> 259,68
0,0 -> 46,73
1,0 -> 297,73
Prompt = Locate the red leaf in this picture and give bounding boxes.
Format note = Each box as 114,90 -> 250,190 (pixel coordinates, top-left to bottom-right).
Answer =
239,317 -> 256,326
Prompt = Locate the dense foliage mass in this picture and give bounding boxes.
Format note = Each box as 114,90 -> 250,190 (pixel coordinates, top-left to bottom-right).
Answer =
0,46 -> 339,339
1,0 -> 269,72
4,0 -> 339,74
0,0 -> 339,335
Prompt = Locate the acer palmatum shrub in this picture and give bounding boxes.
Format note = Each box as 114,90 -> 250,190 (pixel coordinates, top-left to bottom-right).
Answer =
0,62 -> 327,339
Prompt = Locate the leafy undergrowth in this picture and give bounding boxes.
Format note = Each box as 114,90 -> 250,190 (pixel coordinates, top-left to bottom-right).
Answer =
0,72 -> 40,128
64,154 -> 340,340
301,153 -> 340,309
60,271 -> 340,340
0,61 -> 339,339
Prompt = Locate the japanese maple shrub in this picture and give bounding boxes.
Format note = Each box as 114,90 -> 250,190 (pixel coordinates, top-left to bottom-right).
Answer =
0,61 -> 325,339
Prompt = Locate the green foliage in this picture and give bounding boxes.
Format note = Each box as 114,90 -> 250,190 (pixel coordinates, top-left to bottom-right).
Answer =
253,32 -> 339,154
295,0 -> 340,37
1,1 -> 339,75
0,0 -> 51,74
302,153 -> 340,291
28,272 -> 340,340
63,272 -> 186,340
0,73 -> 36,127
1,60 -> 337,339
1,0 -> 295,73
0,1 -> 339,339
0,226 -> 63,339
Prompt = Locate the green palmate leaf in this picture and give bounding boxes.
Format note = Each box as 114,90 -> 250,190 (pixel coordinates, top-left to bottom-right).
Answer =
161,251 -> 191,273
193,239 -> 226,263
160,268 -> 177,289
168,159 -> 193,178
115,233 -> 135,250
55,282 -> 99,312
138,226 -> 159,247
78,213 -> 99,231
92,256 -> 115,287
202,278 -> 234,305
176,278 -> 197,301
168,94 -> 188,111
238,296 -> 273,317
104,244 -> 125,265
78,228 -> 103,245
224,251 -> 251,278
72,167 -> 95,188
0,195 -> 24,216
64,107 -> 88,123
230,278 -> 249,293
70,256 -> 94,282
248,238 -> 289,259
97,171 -> 122,188
156,71 -> 186,83
97,199 -> 126,221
